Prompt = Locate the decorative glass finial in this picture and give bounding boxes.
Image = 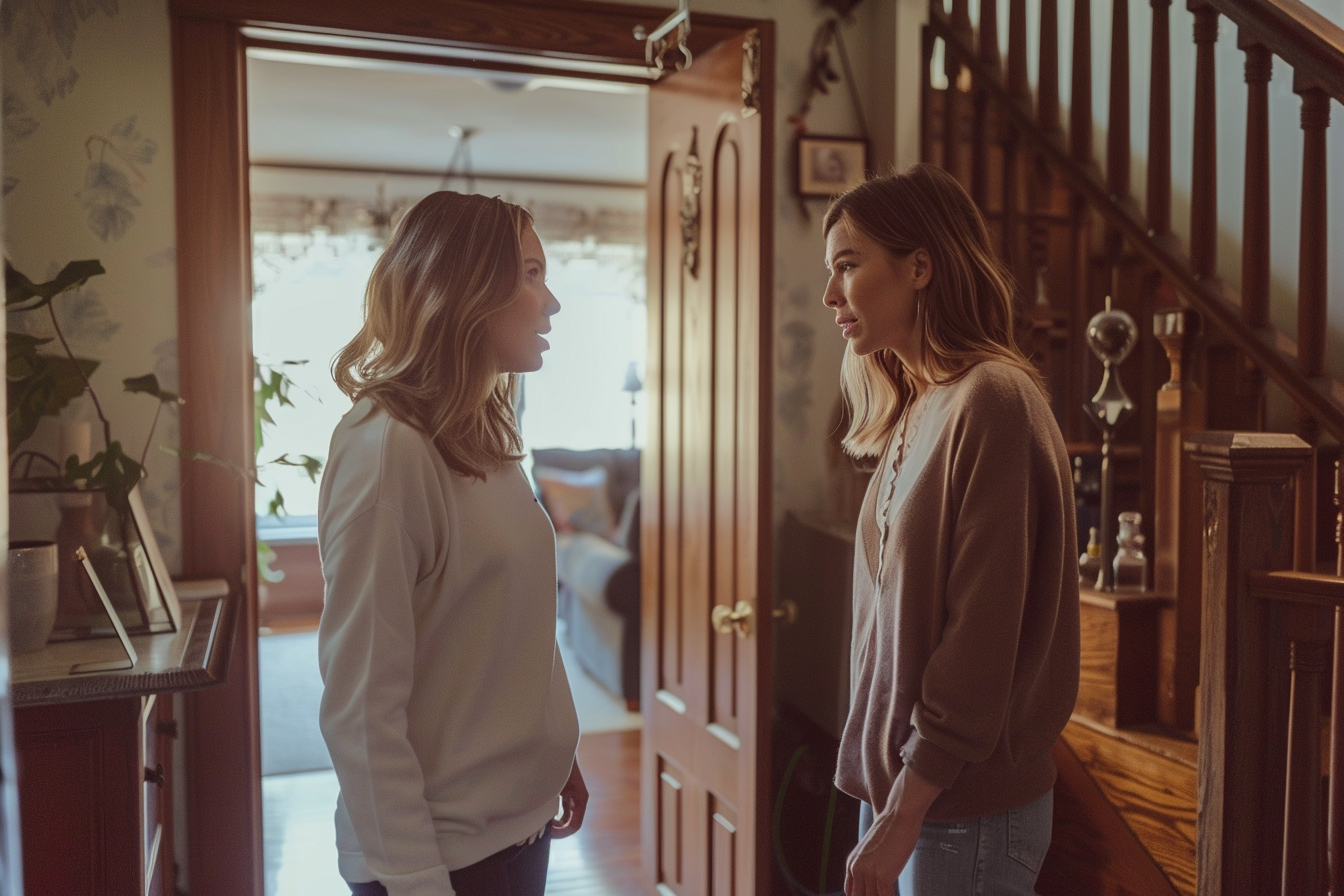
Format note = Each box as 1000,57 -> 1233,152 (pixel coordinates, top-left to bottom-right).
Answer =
1083,296 -> 1138,591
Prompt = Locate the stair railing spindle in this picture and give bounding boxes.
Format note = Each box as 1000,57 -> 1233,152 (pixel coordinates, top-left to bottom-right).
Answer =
1283,609 -> 1330,896
1069,0 -> 1094,167
1038,0 -> 1061,136
1189,1 -> 1220,279
1332,460 -> 1344,896
1147,0 -> 1173,238
1294,84 -> 1329,574
1107,0 -> 1132,254
1239,41 -> 1272,330
972,0 -> 1001,206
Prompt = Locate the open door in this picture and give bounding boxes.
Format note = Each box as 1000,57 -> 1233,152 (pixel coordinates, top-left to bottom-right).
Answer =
641,26 -> 775,896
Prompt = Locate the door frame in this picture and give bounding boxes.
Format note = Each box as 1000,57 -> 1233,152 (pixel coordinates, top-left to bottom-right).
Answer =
167,2 -> 771,893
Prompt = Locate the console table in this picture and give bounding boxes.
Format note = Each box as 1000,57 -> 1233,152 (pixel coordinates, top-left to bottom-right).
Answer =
11,586 -> 234,896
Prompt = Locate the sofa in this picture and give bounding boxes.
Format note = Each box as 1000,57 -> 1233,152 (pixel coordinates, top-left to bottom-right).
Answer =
531,447 -> 641,706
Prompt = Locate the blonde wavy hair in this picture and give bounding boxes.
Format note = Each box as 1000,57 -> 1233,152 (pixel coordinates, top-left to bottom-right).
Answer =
823,163 -> 1045,459
332,191 -> 533,479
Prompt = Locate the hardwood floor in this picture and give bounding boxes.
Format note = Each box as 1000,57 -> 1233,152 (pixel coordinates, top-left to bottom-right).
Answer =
547,729 -> 643,895
261,732 -> 642,896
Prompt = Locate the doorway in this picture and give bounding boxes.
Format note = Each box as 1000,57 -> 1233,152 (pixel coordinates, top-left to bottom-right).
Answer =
242,49 -> 650,895
170,5 -> 772,894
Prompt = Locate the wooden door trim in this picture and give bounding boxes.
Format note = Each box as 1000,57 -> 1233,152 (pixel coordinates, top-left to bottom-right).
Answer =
169,2 -> 773,893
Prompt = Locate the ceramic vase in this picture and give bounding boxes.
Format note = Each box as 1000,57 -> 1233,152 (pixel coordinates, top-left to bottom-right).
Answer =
7,540 -> 60,654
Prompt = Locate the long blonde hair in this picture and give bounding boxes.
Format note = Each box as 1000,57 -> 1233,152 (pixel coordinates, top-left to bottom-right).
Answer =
823,164 -> 1044,458
332,191 -> 533,479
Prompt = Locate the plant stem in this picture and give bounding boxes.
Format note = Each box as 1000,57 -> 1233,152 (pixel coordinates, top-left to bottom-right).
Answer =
47,302 -> 112,451
140,401 -> 163,470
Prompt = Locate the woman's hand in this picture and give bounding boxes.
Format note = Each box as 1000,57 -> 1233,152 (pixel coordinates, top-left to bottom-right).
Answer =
550,759 -> 589,839
844,809 -> 920,895
845,766 -> 943,895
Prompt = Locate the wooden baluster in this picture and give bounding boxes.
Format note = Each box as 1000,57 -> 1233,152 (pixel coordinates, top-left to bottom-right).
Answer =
1188,2 -> 1219,279
922,27 -> 936,164
1069,0 -> 1093,168
1002,0 -> 1028,297
1037,0 -> 1061,139
1283,604 -> 1331,896
1106,0 -> 1131,257
1332,460 -> 1344,896
1067,0 -> 1095,445
971,0 -> 1000,207
1294,83 -> 1330,574
1239,38 -> 1273,436
1240,41 -> 1272,329
1154,307 -> 1206,731
1147,0 -> 1172,239
1187,431 -> 1311,896
944,0 -> 974,180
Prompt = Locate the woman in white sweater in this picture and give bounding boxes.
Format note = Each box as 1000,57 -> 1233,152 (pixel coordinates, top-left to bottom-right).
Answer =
319,191 -> 586,896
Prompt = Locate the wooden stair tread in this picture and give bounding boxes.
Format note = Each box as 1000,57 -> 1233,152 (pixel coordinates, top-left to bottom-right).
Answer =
1060,717 -> 1197,896
1069,714 -> 1197,767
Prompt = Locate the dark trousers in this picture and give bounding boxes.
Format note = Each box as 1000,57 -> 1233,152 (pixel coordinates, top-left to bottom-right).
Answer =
348,828 -> 551,896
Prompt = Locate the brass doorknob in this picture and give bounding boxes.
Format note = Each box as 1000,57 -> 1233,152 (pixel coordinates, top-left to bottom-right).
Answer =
711,600 -> 754,638
711,599 -> 799,639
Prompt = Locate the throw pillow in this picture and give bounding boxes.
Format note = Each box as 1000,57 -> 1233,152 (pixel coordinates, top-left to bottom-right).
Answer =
533,465 -> 615,536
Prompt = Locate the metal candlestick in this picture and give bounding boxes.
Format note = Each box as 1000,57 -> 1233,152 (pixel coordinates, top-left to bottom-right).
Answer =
1084,296 -> 1137,591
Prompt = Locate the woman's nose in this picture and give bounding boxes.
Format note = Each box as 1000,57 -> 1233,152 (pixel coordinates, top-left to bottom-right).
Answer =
545,288 -> 561,316
822,277 -> 841,308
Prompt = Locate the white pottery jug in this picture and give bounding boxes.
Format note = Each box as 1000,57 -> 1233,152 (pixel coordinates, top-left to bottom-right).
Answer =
7,540 -> 60,654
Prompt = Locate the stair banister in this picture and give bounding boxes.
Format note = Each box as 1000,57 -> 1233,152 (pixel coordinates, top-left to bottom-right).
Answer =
923,1 -> 1344,445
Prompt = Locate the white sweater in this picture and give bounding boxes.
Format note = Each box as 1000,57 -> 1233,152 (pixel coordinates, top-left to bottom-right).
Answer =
317,398 -> 580,896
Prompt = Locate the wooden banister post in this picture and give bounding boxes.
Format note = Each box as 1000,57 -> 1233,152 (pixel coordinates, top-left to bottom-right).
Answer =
1154,307 -> 1205,731
1186,431 -> 1311,896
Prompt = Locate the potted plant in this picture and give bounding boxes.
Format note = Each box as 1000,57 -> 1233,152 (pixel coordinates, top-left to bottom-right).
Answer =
7,258 -> 182,634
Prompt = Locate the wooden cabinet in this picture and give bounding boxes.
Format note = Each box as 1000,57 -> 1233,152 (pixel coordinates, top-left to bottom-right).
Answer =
10,594 -> 232,896
16,695 -> 173,895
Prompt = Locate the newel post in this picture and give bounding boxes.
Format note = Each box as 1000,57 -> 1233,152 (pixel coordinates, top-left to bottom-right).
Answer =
1186,432 -> 1311,896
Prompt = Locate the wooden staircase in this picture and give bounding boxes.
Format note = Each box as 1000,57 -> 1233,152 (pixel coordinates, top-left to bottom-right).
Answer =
918,1 -> 1344,893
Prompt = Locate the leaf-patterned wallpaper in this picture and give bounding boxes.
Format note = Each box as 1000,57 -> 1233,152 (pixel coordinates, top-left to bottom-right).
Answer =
3,0 -> 181,571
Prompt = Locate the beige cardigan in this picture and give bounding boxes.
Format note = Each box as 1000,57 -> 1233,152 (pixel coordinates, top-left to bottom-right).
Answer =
835,361 -> 1080,822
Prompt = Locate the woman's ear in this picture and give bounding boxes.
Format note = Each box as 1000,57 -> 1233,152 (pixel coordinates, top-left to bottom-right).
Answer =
911,248 -> 933,289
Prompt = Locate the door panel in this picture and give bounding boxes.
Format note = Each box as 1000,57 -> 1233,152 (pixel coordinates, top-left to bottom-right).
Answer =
642,26 -> 773,896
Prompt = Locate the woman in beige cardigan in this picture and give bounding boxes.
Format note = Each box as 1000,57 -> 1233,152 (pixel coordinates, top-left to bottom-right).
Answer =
821,164 -> 1080,896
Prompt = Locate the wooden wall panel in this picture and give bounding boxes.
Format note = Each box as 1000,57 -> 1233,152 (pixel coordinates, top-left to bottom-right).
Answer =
169,15 -> 261,896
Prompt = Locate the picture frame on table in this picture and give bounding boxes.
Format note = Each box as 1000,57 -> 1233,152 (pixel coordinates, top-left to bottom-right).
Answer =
796,135 -> 868,198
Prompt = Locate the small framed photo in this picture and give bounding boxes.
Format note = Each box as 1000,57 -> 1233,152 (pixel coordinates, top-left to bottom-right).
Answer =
796,135 -> 868,198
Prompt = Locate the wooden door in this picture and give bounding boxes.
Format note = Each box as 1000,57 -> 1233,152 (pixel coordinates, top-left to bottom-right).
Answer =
641,27 -> 774,896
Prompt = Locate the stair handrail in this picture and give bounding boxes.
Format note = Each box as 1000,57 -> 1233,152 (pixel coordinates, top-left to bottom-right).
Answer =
1206,0 -> 1344,103
925,1 -> 1344,445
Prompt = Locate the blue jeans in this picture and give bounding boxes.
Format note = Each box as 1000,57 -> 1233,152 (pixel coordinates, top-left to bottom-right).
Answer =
858,789 -> 1052,895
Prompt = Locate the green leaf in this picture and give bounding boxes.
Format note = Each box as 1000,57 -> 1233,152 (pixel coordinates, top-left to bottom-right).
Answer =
123,372 -> 182,404
266,489 -> 286,518
5,259 -> 105,311
269,452 -> 324,483
66,440 -> 143,514
6,349 -> 99,450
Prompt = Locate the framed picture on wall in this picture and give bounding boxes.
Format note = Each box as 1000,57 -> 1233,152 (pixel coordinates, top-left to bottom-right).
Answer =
796,135 -> 868,198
